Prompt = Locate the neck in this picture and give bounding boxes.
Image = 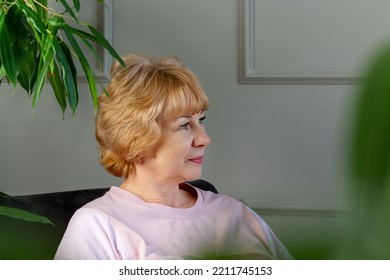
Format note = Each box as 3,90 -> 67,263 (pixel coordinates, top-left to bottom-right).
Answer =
120,177 -> 197,208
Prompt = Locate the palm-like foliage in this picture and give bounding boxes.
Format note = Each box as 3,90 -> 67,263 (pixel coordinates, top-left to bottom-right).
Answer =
0,0 -> 124,115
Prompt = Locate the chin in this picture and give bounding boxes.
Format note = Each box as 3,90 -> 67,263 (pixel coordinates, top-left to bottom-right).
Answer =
179,165 -> 203,181
183,171 -> 202,182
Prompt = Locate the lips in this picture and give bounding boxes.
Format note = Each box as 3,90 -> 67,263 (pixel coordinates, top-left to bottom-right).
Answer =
188,156 -> 204,164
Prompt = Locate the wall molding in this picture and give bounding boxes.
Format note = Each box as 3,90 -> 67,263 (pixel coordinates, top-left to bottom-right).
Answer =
252,207 -> 347,217
238,0 -> 364,85
243,198 -> 348,217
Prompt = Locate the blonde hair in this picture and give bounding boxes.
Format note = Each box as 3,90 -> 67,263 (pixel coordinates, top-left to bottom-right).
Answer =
95,53 -> 209,177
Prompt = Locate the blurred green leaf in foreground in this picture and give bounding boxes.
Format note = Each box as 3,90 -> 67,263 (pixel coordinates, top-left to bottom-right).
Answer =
341,41 -> 390,259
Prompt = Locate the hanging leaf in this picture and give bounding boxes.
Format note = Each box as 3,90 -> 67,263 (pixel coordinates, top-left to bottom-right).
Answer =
63,24 -> 98,110
0,64 -> 5,81
22,0 -> 38,13
32,35 -> 55,109
73,0 -> 80,12
10,6 -> 38,93
0,206 -> 53,225
58,0 -> 79,24
0,15 -> 17,87
5,4 -> 22,44
17,70 -> 30,92
70,27 -> 101,70
56,39 -> 79,112
18,40 -> 38,95
67,27 -> 99,43
48,60 -> 67,114
0,191 -> 9,197
35,0 -> 48,21
60,41 -> 79,113
16,1 -> 46,35
88,24 -> 125,67
1,0 -> 125,114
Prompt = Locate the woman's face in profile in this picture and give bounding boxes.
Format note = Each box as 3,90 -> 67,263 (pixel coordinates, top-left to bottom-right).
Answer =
141,112 -> 210,184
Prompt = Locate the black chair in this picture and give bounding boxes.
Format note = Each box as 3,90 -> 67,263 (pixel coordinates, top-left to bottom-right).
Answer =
0,179 -> 217,259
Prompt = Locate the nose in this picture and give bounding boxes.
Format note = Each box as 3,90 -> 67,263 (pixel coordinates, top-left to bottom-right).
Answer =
193,127 -> 211,147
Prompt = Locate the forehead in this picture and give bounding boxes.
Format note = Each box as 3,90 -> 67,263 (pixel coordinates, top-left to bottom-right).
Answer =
160,88 -> 208,122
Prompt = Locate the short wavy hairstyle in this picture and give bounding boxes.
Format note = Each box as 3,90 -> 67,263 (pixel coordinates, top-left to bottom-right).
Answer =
95,53 -> 209,177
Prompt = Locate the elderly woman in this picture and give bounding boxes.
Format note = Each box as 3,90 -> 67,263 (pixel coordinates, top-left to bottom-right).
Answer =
55,53 -> 292,260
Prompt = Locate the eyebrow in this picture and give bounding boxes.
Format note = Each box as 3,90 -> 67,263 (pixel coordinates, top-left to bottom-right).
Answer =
179,111 -> 205,118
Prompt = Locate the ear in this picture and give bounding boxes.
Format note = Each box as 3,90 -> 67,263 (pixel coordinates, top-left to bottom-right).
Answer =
136,155 -> 145,165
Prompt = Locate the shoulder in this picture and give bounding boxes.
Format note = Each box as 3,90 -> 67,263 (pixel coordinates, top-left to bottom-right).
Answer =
68,187 -> 121,226
78,186 -> 125,213
197,187 -> 245,206
196,187 -> 276,232
196,187 -> 254,217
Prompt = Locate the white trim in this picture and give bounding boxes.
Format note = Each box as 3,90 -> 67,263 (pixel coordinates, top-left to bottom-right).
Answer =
252,207 -> 346,217
244,199 -> 347,217
238,0 -> 361,84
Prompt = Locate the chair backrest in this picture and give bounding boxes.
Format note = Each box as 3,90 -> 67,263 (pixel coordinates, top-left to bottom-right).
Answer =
0,179 -> 217,259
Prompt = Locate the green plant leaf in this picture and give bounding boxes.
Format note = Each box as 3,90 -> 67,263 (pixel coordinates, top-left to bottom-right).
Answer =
6,6 -> 23,65
350,43 -> 390,202
58,0 -> 79,23
22,0 -> 38,13
16,1 -> 46,35
87,24 -> 125,67
19,41 -> 38,95
0,0 -> 123,115
48,59 -> 67,114
55,39 -> 79,112
0,191 -> 9,197
0,206 -> 53,225
73,0 -> 80,12
63,24 -> 98,110
0,15 -> 17,87
17,70 -> 30,92
70,27 -> 101,69
8,6 -> 38,93
32,35 -> 55,109
35,0 -> 48,21
5,4 -> 23,45
67,27 -> 98,43
0,65 -> 5,81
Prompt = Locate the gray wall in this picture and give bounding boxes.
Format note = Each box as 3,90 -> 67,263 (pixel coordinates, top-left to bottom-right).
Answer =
1,0 -> 385,258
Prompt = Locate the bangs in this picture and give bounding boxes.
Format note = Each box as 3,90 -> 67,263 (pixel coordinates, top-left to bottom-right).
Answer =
159,78 -> 209,122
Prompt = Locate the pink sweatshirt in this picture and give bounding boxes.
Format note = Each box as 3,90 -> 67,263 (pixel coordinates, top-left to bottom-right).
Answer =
55,184 -> 292,259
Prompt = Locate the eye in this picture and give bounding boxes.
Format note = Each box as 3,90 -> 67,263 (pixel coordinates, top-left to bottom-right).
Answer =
199,116 -> 206,125
179,122 -> 190,130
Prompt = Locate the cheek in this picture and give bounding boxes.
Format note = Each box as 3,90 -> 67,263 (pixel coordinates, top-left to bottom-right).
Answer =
167,146 -> 189,162
156,133 -> 193,165
154,142 -> 184,161
164,137 -> 192,158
